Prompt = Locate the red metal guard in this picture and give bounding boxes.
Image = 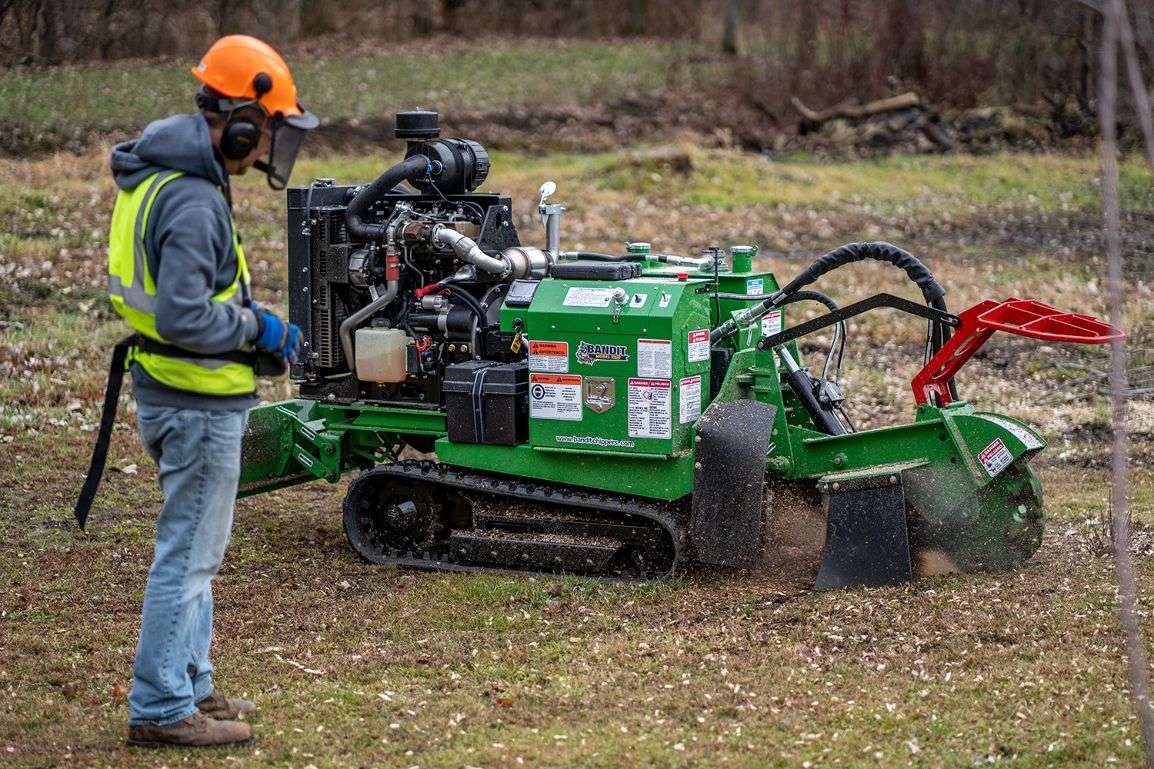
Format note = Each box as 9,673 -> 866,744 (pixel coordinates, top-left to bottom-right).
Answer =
912,298 -> 1124,406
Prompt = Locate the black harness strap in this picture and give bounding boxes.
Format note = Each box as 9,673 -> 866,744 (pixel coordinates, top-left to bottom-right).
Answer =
73,334 -> 137,529
72,336 -> 260,528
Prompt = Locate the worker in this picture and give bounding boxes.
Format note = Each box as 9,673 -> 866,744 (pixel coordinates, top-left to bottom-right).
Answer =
98,35 -> 317,748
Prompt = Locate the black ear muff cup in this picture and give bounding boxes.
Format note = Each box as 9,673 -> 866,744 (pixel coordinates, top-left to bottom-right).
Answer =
203,75 -> 272,161
221,118 -> 261,160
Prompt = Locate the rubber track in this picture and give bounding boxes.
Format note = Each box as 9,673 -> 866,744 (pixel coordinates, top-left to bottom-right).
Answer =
344,460 -> 689,580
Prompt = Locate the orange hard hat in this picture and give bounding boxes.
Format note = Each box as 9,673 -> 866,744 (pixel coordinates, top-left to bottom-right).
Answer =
192,35 -> 316,128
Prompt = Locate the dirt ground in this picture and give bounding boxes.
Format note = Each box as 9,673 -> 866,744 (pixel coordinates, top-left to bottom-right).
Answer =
1,144 -> 1153,767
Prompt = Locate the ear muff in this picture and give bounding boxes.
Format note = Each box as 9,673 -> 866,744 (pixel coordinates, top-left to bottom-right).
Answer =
205,72 -> 274,161
221,116 -> 261,160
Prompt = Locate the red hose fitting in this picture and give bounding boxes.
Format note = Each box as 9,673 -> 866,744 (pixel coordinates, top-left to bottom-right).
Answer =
384,247 -> 401,282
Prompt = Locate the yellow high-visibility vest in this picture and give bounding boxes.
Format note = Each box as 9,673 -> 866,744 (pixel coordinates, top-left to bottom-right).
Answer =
107,170 -> 256,395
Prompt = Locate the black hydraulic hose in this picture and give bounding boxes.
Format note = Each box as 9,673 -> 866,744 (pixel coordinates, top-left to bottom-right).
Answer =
778,241 -> 945,304
711,241 -> 947,345
440,284 -> 489,326
779,290 -> 847,386
777,289 -> 839,312
346,154 -> 431,241
785,242 -> 955,388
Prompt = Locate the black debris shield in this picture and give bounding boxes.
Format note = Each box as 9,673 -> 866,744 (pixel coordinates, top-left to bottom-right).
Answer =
690,399 -> 777,567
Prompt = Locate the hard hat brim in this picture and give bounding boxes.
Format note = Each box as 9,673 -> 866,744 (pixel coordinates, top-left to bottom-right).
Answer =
284,109 -> 319,130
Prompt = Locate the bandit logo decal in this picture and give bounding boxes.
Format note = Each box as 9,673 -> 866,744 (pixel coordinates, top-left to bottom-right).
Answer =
575,341 -> 630,365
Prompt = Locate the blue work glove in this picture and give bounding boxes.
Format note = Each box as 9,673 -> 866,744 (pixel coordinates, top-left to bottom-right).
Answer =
252,303 -> 302,364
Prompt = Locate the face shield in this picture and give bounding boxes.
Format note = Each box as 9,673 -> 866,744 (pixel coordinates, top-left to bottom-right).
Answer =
255,109 -> 318,190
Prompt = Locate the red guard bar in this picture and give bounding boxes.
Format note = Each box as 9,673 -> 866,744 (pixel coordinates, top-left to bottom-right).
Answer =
912,298 -> 1124,406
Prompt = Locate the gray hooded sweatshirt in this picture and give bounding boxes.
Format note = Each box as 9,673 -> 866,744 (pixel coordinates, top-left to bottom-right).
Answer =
110,113 -> 261,411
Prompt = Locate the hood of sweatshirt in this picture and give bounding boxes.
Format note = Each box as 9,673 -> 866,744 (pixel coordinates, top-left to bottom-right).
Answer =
110,113 -> 227,192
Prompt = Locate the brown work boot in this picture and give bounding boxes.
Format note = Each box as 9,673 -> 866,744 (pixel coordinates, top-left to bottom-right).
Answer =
126,710 -> 251,748
196,689 -> 257,720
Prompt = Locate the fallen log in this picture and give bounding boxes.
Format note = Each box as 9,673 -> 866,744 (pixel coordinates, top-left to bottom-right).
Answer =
791,92 -> 923,124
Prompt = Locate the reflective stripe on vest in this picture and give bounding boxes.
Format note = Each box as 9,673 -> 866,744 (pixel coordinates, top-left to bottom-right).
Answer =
107,170 -> 256,396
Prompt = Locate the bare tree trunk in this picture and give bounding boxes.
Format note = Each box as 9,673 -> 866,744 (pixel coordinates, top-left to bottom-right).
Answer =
1080,4 -> 1096,112
411,0 -> 435,35
441,0 -> 466,34
35,0 -> 58,62
1119,0 -> 1154,171
1099,1 -> 1154,766
14,0 -> 36,58
796,0 -> 819,73
881,0 -> 926,85
722,0 -> 742,56
625,0 -> 647,36
0,0 -> 16,52
97,0 -> 117,60
214,0 -> 232,37
1132,0 -> 1154,64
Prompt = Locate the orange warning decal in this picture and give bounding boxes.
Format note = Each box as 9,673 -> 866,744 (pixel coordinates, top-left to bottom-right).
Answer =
529,373 -> 582,385
528,341 -> 568,356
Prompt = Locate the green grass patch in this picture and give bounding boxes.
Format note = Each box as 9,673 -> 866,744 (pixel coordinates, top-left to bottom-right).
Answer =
0,41 -> 724,137
594,149 -> 1154,216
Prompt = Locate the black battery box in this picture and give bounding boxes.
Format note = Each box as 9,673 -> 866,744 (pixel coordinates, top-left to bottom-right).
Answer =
443,360 -> 529,446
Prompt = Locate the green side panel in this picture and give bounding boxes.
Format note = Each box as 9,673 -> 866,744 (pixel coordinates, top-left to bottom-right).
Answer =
643,262 -> 783,348
434,438 -> 695,501
502,277 -> 711,457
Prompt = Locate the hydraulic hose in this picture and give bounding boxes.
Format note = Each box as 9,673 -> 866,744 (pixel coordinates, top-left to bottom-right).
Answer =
346,154 -> 431,241
777,241 -> 945,304
709,240 -> 958,399
711,241 -> 947,343
779,290 -> 846,385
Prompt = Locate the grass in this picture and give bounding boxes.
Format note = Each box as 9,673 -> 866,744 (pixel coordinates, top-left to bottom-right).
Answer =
587,147 -> 1154,217
1,145 -> 1153,767
0,39 -> 725,139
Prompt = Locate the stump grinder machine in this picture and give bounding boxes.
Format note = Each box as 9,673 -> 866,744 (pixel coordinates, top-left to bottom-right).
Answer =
232,110 -> 1122,588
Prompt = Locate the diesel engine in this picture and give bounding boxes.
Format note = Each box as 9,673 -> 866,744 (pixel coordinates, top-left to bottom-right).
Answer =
287,110 -> 553,410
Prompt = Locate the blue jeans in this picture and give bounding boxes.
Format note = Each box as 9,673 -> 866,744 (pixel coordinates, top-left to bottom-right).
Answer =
128,403 -> 248,725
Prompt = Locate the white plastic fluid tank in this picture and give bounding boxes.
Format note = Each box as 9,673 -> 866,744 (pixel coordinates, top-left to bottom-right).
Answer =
355,327 -> 408,382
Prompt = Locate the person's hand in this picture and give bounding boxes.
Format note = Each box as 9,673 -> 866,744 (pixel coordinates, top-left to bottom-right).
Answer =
252,303 -> 301,364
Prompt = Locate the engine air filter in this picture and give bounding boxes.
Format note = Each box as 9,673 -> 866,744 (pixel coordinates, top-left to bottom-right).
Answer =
395,109 -> 440,140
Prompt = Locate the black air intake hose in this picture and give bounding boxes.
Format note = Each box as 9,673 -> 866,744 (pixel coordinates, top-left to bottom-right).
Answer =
345,154 -> 431,241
